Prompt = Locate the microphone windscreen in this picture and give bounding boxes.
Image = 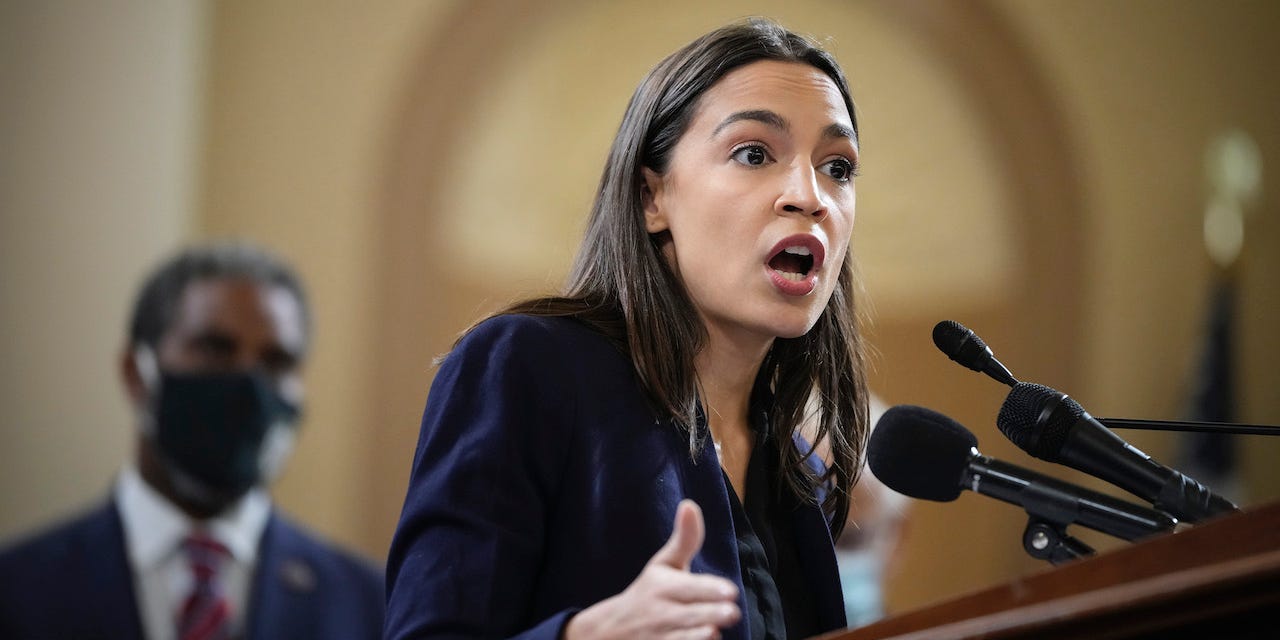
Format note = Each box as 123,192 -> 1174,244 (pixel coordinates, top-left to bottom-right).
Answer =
931,320 -> 987,371
997,382 -> 1078,460
868,405 -> 977,502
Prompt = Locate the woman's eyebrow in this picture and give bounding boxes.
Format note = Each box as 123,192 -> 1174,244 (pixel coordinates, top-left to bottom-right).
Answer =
711,109 -> 788,138
710,111 -> 858,148
824,122 -> 857,145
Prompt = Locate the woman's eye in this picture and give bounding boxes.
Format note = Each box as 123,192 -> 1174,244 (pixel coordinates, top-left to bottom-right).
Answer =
731,145 -> 770,166
820,158 -> 858,182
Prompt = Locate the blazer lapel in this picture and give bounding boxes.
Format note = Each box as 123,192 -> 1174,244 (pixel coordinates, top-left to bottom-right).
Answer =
786,432 -> 850,631
681,426 -> 741,578
789,500 -> 848,632
245,513 -> 320,640
674,423 -> 751,640
96,501 -> 147,640
665,414 -> 848,636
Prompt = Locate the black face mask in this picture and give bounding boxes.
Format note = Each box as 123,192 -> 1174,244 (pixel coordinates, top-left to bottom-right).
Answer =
150,369 -> 300,499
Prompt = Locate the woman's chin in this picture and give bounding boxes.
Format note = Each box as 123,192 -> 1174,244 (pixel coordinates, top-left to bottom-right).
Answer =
764,312 -> 824,341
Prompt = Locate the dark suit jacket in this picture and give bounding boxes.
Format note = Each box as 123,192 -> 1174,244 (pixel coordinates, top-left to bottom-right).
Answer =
384,314 -> 846,639
0,499 -> 384,640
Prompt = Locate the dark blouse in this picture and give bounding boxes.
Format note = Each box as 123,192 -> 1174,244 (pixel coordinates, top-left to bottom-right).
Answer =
723,428 -> 822,639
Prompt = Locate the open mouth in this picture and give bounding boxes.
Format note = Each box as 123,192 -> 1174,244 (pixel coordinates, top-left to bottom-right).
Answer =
768,246 -> 816,281
766,235 -> 825,284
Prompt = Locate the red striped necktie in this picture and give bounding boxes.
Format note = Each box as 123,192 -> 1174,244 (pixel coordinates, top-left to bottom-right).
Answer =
178,534 -> 232,640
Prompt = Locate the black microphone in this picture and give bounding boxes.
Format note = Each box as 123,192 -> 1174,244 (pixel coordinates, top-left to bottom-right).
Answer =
997,382 -> 1239,523
932,320 -> 1018,387
868,405 -> 1175,542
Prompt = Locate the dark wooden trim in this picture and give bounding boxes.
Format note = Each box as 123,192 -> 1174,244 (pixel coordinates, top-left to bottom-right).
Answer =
822,502 -> 1280,639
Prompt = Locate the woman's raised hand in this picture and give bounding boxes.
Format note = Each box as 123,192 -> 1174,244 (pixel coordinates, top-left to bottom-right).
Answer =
563,500 -> 742,639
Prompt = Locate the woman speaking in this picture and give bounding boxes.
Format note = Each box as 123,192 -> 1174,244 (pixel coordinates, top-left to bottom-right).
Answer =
385,17 -> 871,640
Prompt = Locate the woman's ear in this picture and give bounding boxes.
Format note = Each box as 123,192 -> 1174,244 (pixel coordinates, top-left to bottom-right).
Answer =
641,167 -> 669,234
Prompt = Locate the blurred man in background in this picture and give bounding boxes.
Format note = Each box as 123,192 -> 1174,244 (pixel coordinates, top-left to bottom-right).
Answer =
0,241 -> 383,640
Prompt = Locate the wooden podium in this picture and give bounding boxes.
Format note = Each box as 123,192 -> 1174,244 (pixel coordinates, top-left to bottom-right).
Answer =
817,501 -> 1280,639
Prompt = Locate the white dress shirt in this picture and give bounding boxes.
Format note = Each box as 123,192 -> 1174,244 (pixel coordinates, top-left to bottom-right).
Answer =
115,465 -> 271,640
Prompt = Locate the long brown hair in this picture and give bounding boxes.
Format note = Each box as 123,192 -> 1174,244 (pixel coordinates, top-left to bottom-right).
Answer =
491,18 -> 868,535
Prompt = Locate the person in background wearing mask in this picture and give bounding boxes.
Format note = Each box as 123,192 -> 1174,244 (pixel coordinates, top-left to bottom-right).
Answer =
0,242 -> 383,640
835,398 -> 911,628
835,463 -> 911,627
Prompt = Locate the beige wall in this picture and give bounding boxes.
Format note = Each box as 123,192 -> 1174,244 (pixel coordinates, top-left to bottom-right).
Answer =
198,0 -> 453,555
3,0 -> 1278,620
0,0 -> 206,535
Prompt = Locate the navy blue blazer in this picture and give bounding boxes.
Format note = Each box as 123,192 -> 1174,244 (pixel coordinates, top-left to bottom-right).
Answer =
0,499 -> 384,640
384,314 -> 846,639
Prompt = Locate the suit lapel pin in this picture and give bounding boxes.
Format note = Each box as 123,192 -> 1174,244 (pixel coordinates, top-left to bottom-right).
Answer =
280,558 -> 316,593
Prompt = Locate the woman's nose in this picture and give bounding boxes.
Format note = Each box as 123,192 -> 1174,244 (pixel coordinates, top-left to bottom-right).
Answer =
777,164 -> 827,220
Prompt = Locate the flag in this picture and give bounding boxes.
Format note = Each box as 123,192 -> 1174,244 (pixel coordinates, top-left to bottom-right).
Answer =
1176,277 -> 1242,503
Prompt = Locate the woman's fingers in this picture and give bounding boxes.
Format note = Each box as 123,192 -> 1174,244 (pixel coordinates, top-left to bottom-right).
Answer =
564,500 -> 742,640
650,568 -> 739,603
645,500 -> 738,603
662,626 -> 722,640
650,500 -> 705,571
662,601 -> 741,629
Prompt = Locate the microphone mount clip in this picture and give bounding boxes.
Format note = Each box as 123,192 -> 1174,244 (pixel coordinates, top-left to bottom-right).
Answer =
1023,519 -> 1093,565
